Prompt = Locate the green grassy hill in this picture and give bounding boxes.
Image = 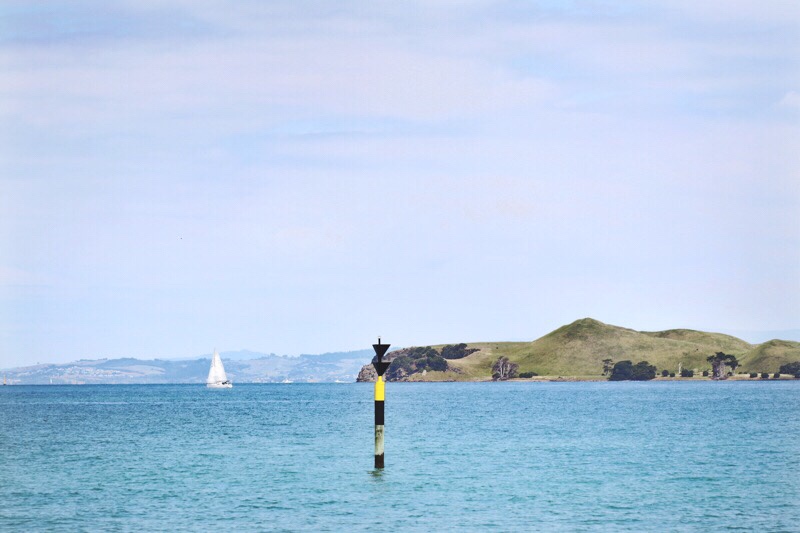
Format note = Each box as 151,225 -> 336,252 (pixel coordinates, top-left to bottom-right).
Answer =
381,318 -> 800,381
740,339 -> 800,374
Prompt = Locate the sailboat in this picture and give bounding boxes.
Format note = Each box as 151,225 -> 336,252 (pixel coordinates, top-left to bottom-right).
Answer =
207,349 -> 233,388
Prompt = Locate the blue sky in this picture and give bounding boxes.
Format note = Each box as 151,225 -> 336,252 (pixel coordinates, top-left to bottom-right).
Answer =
1,1 -> 799,367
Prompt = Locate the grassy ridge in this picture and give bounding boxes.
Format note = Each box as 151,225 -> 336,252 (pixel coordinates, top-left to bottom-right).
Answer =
743,340 -> 800,374
403,318 -> 799,381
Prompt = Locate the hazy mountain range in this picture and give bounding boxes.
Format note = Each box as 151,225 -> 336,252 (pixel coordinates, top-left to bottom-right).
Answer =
2,349 -> 375,385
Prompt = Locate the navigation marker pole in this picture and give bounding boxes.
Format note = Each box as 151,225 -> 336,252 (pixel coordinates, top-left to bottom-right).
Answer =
372,338 -> 391,469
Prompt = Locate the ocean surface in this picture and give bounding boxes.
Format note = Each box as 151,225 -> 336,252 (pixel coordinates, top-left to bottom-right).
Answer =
1,382 -> 799,532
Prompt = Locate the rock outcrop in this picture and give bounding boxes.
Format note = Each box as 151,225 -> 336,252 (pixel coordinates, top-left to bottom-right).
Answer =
356,364 -> 377,382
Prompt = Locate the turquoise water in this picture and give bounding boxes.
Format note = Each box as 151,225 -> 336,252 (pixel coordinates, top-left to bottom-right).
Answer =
1,382 -> 799,531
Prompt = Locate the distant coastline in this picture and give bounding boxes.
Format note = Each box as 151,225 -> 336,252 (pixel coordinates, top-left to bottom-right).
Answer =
4,318 -> 799,385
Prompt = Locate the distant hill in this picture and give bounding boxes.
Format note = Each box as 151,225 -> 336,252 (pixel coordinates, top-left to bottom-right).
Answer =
2,349 -> 374,385
358,318 -> 800,381
742,340 -> 800,374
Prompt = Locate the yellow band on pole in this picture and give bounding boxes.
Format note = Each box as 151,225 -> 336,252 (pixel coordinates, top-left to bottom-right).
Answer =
374,375 -> 385,401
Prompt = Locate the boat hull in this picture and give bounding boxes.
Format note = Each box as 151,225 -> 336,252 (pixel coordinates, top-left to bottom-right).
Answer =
207,382 -> 233,389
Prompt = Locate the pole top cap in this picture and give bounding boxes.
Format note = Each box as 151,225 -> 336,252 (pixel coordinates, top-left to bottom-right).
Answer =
373,338 -> 390,359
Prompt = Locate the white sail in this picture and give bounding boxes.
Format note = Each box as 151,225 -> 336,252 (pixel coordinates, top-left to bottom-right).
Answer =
207,349 -> 232,388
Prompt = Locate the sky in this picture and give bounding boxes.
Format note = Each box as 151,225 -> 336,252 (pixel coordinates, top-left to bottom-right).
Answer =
1,1 -> 799,368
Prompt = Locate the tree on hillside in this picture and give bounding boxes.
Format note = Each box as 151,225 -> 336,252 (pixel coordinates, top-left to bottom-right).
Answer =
426,355 -> 448,372
602,358 -> 614,376
630,361 -> 657,381
492,357 -> 518,381
441,344 -> 479,360
385,356 -> 414,381
609,361 -> 633,380
706,352 -> 738,380
779,361 -> 800,378
385,346 -> 449,381
609,360 -> 656,381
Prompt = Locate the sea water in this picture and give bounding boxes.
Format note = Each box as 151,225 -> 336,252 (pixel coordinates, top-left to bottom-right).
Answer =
1,382 -> 798,532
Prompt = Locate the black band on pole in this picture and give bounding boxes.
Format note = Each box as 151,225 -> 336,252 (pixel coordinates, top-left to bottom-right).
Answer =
375,400 -> 384,426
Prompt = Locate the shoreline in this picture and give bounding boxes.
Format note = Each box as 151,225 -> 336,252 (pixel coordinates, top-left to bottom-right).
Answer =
371,374 -> 800,383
